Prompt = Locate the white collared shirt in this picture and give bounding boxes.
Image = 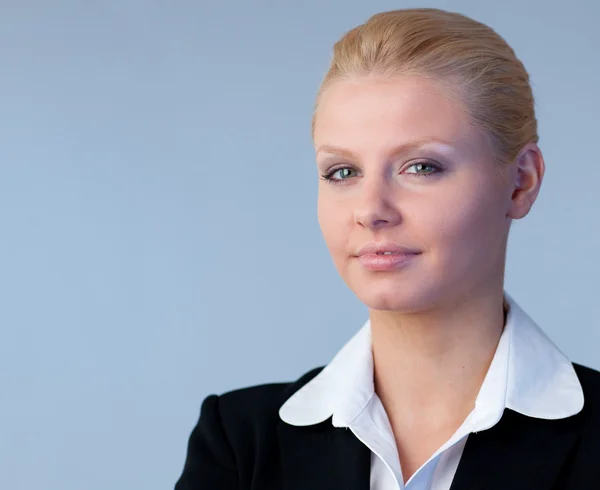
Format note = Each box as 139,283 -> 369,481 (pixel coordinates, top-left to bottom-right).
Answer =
279,291 -> 584,490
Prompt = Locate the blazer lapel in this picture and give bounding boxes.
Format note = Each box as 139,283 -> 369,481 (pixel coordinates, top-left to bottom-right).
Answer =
449,409 -> 580,490
277,396 -> 580,490
278,417 -> 371,490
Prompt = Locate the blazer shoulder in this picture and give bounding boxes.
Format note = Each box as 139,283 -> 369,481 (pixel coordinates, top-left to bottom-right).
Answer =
550,362 -> 600,488
173,365 -> 326,489
569,361 -> 600,442
217,365 -> 326,425
573,362 -> 600,411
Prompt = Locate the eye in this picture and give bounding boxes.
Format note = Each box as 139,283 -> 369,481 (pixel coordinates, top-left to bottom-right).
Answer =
319,166 -> 357,185
404,161 -> 442,177
319,161 -> 443,185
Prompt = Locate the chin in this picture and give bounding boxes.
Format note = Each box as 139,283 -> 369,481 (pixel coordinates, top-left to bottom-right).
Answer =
353,282 -> 436,313
360,296 -> 421,312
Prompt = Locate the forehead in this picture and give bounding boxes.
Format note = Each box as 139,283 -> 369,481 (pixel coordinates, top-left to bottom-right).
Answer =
314,75 -> 480,154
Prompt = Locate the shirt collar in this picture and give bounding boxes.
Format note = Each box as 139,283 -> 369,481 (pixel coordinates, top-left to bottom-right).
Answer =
279,291 -> 584,427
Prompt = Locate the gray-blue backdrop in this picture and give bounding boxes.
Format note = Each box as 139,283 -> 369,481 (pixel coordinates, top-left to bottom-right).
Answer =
1,1 -> 598,489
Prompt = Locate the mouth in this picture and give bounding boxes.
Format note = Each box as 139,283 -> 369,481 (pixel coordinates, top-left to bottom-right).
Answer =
355,251 -> 421,257
355,242 -> 421,257
356,251 -> 421,271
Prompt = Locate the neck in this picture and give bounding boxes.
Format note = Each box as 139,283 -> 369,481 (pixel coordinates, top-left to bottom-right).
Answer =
370,286 -> 507,425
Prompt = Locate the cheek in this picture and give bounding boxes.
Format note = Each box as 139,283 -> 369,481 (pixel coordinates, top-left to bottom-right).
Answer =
424,183 -> 507,262
317,194 -> 351,262
317,196 -> 341,248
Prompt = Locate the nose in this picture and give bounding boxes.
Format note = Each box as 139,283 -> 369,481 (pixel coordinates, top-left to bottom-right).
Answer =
353,175 -> 402,230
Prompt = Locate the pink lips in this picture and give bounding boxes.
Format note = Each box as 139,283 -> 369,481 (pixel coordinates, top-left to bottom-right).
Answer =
354,242 -> 421,271
356,252 -> 420,271
355,242 -> 421,256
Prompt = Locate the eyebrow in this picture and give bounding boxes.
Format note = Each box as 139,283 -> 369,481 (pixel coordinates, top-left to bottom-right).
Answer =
315,138 -> 456,159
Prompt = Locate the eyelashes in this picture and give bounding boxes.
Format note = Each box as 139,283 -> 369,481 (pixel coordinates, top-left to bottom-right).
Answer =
319,161 -> 443,185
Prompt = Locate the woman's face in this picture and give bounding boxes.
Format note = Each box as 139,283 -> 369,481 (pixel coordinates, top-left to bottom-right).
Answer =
314,75 -> 515,312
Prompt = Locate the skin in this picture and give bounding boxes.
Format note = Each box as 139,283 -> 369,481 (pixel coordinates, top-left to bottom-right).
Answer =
313,74 -> 545,483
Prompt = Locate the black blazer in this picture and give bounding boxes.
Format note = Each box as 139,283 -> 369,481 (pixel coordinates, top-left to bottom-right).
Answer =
174,362 -> 600,489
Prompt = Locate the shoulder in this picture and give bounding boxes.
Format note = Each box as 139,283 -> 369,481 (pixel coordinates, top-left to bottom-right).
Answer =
549,362 -> 600,488
572,362 -> 600,423
216,365 -> 326,428
174,365 -> 326,489
572,362 -> 600,391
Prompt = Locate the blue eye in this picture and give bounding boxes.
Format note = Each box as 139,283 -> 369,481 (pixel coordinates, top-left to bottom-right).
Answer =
320,167 -> 356,184
320,161 -> 442,185
404,162 -> 440,177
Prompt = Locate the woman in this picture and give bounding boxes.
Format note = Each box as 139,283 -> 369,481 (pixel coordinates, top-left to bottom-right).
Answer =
174,8 -> 600,490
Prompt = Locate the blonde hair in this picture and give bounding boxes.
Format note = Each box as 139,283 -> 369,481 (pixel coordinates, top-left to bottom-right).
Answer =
312,8 -> 538,165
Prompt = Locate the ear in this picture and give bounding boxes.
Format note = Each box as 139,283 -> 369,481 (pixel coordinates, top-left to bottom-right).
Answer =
507,142 -> 545,220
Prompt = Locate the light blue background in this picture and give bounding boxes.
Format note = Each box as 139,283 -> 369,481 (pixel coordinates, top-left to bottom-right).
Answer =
1,1 -> 598,489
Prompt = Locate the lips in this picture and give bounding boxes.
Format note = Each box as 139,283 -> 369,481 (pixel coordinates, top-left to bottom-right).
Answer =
356,250 -> 419,271
355,242 -> 421,257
